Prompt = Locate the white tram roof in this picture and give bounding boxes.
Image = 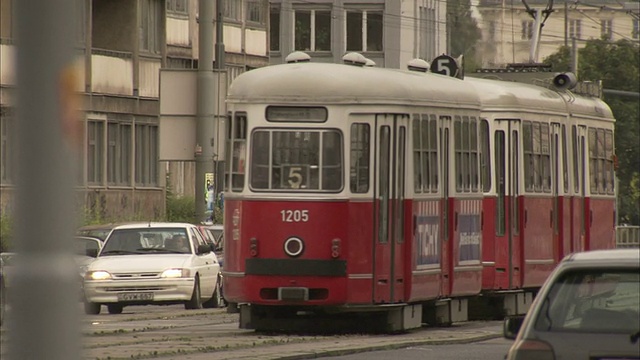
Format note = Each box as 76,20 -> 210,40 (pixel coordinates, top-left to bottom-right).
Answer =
564,94 -> 615,122
227,62 -> 480,108
465,77 -> 567,113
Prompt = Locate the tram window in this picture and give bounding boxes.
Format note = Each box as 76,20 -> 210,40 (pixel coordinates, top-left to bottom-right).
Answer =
413,114 -> 438,193
249,129 -> 343,192
421,115 -> 430,192
250,132 -> 270,189
231,114 -> 247,191
562,125 -> 569,193
470,118 -> 478,191
429,116 -> 438,191
597,128 -> 606,194
572,125 -> 580,193
454,116 -> 479,193
523,121 -> 551,193
322,131 -> 342,190
455,118 -> 463,191
588,128 -> 598,193
541,123 -> 551,192
480,119 -> 491,192
604,130 -> 614,194
350,123 -> 370,193
412,115 -> 422,193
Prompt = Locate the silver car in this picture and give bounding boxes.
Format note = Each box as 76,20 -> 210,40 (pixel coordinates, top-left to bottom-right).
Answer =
504,248 -> 640,360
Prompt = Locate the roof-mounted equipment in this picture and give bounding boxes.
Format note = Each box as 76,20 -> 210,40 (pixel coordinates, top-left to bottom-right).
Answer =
285,51 -> 311,63
407,58 -> 430,72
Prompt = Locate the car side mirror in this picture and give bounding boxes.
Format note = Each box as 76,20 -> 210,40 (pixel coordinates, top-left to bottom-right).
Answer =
503,315 -> 525,340
86,248 -> 98,258
197,244 -> 212,255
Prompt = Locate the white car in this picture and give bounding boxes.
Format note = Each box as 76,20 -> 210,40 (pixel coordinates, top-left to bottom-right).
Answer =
83,222 -> 223,315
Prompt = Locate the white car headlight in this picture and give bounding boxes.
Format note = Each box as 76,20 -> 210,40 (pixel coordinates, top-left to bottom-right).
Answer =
160,268 -> 191,278
85,270 -> 112,280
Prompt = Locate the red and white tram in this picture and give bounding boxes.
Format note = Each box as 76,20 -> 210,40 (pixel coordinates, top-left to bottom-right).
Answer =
221,53 -> 616,332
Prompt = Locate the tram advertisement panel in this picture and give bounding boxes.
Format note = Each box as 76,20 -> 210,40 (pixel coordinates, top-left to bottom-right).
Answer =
458,200 -> 481,264
415,202 -> 440,267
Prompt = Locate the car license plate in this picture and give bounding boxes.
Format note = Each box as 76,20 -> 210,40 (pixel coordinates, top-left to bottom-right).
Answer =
117,292 -> 154,301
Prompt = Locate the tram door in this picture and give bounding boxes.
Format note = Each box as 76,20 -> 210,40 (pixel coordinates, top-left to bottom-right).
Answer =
440,118 -> 452,296
373,114 -> 408,303
494,120 -> 522,289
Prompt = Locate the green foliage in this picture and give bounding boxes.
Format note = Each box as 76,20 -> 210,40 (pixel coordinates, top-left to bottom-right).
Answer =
0,212 -> 12,252
544,39 -> 640,225
166,195 -> 197,223
447,0 -> 481,73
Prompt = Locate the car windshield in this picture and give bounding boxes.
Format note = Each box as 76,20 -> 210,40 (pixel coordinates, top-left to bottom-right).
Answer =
101,228 -> 191,255
535,269 -> 640,334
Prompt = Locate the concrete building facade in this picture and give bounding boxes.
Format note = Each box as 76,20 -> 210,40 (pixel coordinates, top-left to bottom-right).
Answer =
476,0 -> 640,67
269,0 -> 448,68
0,0 -> 269,221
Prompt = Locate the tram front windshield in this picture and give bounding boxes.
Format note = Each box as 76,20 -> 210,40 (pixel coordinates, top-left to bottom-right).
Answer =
250,129 -> 342,192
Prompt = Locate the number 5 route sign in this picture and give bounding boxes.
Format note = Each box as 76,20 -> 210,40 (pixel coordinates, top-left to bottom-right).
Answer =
430,55 -> 459,78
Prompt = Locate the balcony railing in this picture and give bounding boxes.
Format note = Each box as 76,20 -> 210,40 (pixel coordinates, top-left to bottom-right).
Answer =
91,49 -> 133,96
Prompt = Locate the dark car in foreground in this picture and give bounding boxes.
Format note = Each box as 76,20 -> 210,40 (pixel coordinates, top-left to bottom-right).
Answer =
504,248 -> 640,360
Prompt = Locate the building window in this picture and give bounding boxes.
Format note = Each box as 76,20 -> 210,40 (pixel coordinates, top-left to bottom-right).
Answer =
87,120 -> 105,184
569,19 -> 581,39
295,9 -> 332,52
419,6 -> 436,60
107,122 -> 132,186
246,0 -> 266,24
223,0 -> 242,21
521,20 -> 533,40
346,10 -> 383,52
135,123 -> 158,186
166,0 -> 187,14
0,109 -> 14,184
139,0 -> 162,54
270,6 -> 280,51
75,0 -> 86,44
632,19 -> 639,39
601,19 -> 612,40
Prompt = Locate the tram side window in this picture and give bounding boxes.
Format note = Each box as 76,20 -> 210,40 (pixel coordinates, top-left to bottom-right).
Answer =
412,114 -> 438,193
229,113 -> 247,191
523,121 -> 551,193
454,116 -> 479,192
588,127 -> 614,195
562,124 -> 569,193
350,123 -> 370,193
572,125 -> 580,193
480,119 -> 491,192
604,129 -> 614,194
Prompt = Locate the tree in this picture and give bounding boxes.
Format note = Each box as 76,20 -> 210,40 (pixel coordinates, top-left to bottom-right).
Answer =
447,0 -> 482,72
544,39 -> 640,225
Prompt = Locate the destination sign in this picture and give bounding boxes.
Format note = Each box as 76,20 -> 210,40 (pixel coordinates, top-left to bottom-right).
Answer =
266,106 -> 327,123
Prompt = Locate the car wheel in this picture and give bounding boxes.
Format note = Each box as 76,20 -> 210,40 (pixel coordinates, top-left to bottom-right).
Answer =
203,276 -> 225,309
107,304 -> 124,314
84,301 -> 101,315
185,276 -> 202,310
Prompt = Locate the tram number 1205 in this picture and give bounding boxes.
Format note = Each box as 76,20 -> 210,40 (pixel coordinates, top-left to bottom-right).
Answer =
281,210 -> 309,223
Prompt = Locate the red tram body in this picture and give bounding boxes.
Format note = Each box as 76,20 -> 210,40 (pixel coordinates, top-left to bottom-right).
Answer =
222,54 -> 616,331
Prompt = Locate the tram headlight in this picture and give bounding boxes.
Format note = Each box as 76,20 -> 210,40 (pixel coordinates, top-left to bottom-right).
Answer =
331,238 -> 341,259
283,237 -> 304,257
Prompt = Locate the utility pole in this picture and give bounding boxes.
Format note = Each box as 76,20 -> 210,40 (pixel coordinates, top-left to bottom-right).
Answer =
196,0 -> 216,222
213,0 -> 226,210
564,0 -> 568,47
12,0 -> 81,359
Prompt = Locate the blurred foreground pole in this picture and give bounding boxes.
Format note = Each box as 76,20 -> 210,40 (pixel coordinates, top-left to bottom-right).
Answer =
10,0 -> 81,359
